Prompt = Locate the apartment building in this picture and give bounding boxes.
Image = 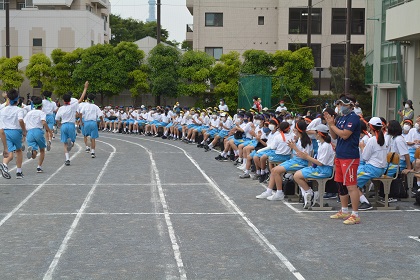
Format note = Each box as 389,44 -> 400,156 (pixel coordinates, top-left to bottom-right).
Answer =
0,0 -> 111,94
186,0 -> 367,95
367,0 -> 419,120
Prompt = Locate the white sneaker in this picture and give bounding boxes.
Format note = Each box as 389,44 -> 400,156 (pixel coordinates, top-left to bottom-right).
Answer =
267,191 -> 284,201
312,191 -> 320,207
304,192 -> 313,209
256,191 -> 272,199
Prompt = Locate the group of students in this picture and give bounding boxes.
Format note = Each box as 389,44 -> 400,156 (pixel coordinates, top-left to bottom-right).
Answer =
1,90 -> 419,224
112,95 -> 417,225
0,81 -> 104,179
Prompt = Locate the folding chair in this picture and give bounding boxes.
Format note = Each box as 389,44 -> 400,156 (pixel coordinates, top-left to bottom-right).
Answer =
371,152 -> 400,210
307,167 -> 335,210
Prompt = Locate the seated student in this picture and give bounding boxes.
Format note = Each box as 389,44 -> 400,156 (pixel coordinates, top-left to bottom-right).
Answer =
405,115 -> 420,162
216,113 -> 253,161
204,112 -> 232,151
386,120 -> 412,177
136,107 -> 148,134
235,114 -> 263,167
198,110 -> 219,147
173,110 -> 185,140
402,119 -> 413,139
248,119 -> 280,181
190,110 -> 210,144
152,108 -> 169,137
356,117 -> 388,210
293,124 -> 335,209
24,96 -> 52,173
256,120 -> 313,200
242,120 -> 293,180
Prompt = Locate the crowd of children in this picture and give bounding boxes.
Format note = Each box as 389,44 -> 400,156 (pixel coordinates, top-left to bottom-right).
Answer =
1,90 -> 419,225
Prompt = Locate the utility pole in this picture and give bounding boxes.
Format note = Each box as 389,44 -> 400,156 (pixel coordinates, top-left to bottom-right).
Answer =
307,0 -> 312,48
5,0 -> 10,58
157,0 -> 161,44
344,0 -> 352,94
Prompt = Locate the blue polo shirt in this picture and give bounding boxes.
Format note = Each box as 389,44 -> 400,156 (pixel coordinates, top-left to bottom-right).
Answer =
335,111 -> 361,159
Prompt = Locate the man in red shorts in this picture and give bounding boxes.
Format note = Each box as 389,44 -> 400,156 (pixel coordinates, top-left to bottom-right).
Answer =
324,94 -> 361,225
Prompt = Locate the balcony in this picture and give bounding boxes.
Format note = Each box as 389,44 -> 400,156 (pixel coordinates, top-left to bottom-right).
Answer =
186,24 -> 193,42
91,0 -> 108,9
386,0 -> 420,41
33,0 -> 74,6
186,0 -> 193,15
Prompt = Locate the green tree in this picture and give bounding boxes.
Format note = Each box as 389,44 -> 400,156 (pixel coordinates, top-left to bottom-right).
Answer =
272,47 -> 314,103
210,51 -> 241,110
51,48 -> 84,97
0,56 -> 24,91
25,53 -> 53,92
128,65 -> 150,105
241,49 -> 274,75
330,48 -> 369,114
110,14 -> 170,46
181,40 -> 192,51
148,44 -> 181,103
178,50 -> 214,97
72,44 -> 127,101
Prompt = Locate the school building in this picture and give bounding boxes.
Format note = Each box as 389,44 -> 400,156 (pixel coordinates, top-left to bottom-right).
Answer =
185,0 -> 367,95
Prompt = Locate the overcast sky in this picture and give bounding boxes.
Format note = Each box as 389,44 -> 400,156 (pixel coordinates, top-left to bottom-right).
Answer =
110,0 -> 192,43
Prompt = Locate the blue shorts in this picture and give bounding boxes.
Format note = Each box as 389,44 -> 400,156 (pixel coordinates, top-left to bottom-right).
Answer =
155,122 -> 168,127
60,122 -> 76,143
247,139 -> 259,148
300,165 -> 333,179
385,163 -> 399,177
195,125 -> 209,133
232,137 -> 251,146
4,129 -> 23,152
166,123 -> 173,128
27,128 -> 46,151
83,120 -> 99,139
253,149 -> 276,158
280,157 -> 309,172
217,130 -> 229,138
357,164 -> 385,188
409,148 -> 416,163
187,124 -> 198,129
206,129 -> 219,137
46,114 -> 55,129
268,154 -> 291,163
137,120 -> 147,125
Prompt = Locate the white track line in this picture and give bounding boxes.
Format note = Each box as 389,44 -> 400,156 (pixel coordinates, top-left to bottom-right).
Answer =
103,135 -> 305,280
0,144 -> 83,228
43,141 -> 116,280
408,236 -> 420,243
16,212 -> 237,216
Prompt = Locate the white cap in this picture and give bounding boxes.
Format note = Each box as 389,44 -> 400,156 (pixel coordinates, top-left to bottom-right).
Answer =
314,124 -> 329,133
369,117 -> 382,127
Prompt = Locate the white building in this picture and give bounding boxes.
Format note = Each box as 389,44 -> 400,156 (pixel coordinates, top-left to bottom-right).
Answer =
186,0 -> 367,94
367,0 -> 420,120
0,0 -> 111,94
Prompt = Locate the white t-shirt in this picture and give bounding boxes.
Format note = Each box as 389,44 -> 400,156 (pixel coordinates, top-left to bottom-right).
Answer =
386,135 -> 409,156
266,131 -> 279,147
210,117 -> 219,128
317,141 -> 335,166
273,131 -> 294,155
405,128 -> 420,149
55,98 -> 79,124
0,105 -> 25,129
24,109 -> 46,130
293,139 -> 313,159
80,103 -> 103,121
362,137 -> 388,168
42,99 -> 57,115
219,104 -> 228,112
220,118 -> 233,132
275,105 -> 288,112
77,102 -> 89,114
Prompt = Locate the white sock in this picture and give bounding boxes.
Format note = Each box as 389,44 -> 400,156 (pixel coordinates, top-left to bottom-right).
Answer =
244,170 -> 249,175
275,190 -> 283,196
256,170 -> 261,175
351,211 -> 359,217
221,151 -> 227,157
243,158 -> 247,165
17,168 -> 22,173
91,149 -> 95,153
265,188 -> 273,195
227,151 -> 231,156
234,150 -> 239,156
65,153 -> 70,160
208,143 -> 213,148
341,207 -> 349,213
360,195 -> 369,204
86,146 -> 89,149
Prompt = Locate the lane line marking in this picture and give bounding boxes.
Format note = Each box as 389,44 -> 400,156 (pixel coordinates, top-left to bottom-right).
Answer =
43,141 -> 116,280
15,212 -> 238,216
0,144 -> 83,228
409,236 -> 420,243
102,135 -> 305,280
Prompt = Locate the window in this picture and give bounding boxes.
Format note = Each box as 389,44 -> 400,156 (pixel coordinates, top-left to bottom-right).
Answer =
17,2 -> 25,9
331,44 -> 364,67
33,38 -> 42,47
288,43 -> 321,67
289,8 -> 322,34
258,16 -> 264,25
102,15 -> 107,31
205,13 -> 223,27
0,0 -> 4,10
331,8 -> 365,35
26,0 -> 33,7
205,47 -> 223,60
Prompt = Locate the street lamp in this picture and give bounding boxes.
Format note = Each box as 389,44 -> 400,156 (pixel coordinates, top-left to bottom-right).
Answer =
316,67 -> 324,95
